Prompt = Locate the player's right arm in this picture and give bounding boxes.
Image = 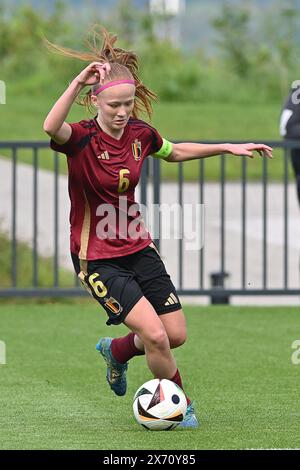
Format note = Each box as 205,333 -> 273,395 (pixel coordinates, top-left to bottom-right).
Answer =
43,80 -> 83,144
43,62 -> 110,144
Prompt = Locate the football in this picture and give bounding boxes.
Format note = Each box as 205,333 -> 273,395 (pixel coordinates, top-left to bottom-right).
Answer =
133,378 -> 187,430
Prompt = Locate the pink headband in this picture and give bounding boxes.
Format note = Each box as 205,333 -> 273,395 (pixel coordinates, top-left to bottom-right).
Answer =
93,79 -> 135,95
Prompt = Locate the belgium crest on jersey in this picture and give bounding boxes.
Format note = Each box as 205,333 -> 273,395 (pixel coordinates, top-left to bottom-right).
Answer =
104,297 -> 123,315
132,139 -> 142,161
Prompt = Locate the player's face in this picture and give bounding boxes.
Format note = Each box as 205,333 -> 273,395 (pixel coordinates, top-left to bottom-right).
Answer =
96,84 -> 135,133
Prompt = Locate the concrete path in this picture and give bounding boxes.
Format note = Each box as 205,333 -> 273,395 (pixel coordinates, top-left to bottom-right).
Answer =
1,157 -> 299,304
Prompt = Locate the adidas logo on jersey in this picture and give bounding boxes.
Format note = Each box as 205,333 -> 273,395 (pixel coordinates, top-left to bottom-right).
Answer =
97,151 -> 110,160
164,292 -> 179,306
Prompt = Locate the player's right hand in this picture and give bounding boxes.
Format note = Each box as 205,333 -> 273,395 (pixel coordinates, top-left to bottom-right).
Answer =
74,62 -> 111,87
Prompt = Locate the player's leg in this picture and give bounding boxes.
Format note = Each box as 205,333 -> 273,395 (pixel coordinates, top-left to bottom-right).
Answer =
111,308 -> 186,358
130,245 -> 193,393
158,308 -> 198,427
123,296 -> 177,380
158,310 -> 189,395
124,298 -> 198,428
116,309 -> 189,398
130,244 -> 198,427
159,308 -> 187,348
111,310 -> 188,394
127,305 -> 198,427
97,296 -> 178,396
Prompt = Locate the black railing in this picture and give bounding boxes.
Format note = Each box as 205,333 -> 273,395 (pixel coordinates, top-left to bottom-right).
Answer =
0,140 -> 299,302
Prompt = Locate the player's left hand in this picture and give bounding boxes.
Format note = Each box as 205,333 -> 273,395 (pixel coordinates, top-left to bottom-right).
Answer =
226,143 -> 273,159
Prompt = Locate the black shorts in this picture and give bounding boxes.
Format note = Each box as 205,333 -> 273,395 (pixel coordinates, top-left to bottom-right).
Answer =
71,243 -> 182,326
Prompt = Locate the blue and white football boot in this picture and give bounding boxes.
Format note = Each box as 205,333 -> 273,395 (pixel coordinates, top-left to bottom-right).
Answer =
96,337 -> 128,396
178,401 -> 199,428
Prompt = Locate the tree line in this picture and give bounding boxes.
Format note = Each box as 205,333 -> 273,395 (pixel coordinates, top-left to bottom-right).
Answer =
0,0 -> 298,104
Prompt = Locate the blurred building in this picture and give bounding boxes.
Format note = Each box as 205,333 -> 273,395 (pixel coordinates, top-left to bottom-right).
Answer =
149,0 -> 186,46
149,0 -> 185,15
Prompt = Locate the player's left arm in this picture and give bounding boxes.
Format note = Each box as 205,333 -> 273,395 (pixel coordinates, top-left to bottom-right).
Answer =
160,141 -> 273,162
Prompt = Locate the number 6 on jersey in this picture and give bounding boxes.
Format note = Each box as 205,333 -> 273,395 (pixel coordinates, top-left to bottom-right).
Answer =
118,169 -> 130,193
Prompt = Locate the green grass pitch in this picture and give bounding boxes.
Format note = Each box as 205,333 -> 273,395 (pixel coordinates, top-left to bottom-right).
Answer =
0,302 -> 299,450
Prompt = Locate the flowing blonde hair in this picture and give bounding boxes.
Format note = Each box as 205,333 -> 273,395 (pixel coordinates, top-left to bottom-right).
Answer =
44,26 -> 157,120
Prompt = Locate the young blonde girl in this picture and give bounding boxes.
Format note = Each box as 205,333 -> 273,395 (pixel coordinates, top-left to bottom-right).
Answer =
44,26 -> 272,428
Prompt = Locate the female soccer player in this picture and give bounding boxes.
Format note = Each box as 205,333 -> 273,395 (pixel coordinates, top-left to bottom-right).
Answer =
43,28 -> 272,428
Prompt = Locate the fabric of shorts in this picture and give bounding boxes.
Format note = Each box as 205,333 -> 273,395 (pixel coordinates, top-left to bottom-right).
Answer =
71,243 -> 182,326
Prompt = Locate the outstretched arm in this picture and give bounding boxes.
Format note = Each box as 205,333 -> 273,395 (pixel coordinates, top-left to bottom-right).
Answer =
165,142 -> 273,162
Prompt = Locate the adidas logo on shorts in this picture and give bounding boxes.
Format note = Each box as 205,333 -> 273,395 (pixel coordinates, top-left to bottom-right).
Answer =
164,292 -> 179,306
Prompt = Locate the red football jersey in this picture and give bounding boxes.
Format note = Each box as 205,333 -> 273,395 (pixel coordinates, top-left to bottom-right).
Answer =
50,117 -> 163,260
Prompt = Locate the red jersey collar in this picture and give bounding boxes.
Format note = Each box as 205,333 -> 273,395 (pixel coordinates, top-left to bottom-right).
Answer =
93,116 -> 130,145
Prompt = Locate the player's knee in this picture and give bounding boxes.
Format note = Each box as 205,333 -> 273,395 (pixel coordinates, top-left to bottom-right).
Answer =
143,327 -> 169,350
169,330 -> 187,349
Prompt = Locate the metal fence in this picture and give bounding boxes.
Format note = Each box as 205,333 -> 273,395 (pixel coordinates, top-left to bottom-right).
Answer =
0,140 -> 299,302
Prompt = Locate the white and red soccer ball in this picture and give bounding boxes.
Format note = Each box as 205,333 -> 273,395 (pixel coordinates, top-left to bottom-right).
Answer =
133,378 -> 187,430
